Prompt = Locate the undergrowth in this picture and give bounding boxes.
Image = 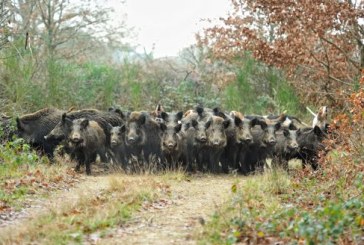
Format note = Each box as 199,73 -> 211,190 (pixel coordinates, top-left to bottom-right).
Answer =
0,138 -> 78,211
198,74 -> 364,244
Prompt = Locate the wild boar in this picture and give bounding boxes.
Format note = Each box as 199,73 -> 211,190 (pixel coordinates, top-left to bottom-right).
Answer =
107,124 -> 127,169
294,125 -> 327,170
180,119 -> 209,172
243,119 -> 282,174
271,128 -> 300,170
124,111 -> 162,165
64,118 -> 107,175
221,113 -> 258,173
160,123 -> 184,169
200,116 -> 230,173
16,108 -> 65,160
44,109 -> 124,161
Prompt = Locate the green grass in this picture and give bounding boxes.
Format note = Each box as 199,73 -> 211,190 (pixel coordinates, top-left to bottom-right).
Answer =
198,167 -> 364,244
0,138 -> 78,210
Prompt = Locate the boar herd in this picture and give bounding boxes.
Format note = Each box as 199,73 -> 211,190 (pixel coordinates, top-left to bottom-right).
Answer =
0,105 -> 329,175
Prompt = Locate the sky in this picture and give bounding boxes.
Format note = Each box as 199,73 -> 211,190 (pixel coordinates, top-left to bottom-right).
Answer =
116,0 -> 231,58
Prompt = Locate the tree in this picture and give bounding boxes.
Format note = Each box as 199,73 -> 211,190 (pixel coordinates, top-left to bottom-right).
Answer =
199,0 -> 364,108
3,0 -> 129,60
179,45 -> 236,88
0,0 -> 132,111
0,0 -> 13,50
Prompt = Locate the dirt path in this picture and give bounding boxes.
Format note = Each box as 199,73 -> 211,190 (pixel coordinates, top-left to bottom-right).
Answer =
0,175 -> 109,229
0,174 -> 238,244
101,175 -> 236,245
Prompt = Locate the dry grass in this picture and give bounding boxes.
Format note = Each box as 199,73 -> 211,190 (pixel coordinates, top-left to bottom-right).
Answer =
0,174 -> 172,244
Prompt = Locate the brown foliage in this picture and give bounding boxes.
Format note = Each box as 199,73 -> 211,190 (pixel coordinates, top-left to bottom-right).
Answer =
317,71 -> 364,183
199,0 -> 364,107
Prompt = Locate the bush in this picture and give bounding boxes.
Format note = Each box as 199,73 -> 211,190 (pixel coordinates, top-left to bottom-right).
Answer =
199,73 -> 364,245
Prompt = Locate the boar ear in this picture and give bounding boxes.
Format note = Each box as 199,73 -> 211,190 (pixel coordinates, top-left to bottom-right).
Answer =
289,123 -> 297,130
176,111 -> 183,121
106,123 -> 113,132
258,120 -> 267,130
81,119 -> 89,129
161,112 -> 168,121
234,116 -> 242,126
62,113 -> 67,123
275,122 -> 281,131
120,124 -> 126,133
191,119 -> 198,129
138,114 -> 146,125
213,107 -> 220,115
175,123 -> 182,133
313,125 -> 323,137
196,106 -> 204,116
217,111 -> 226,119
283,128 -> 290,137
108,107 -> 114,112
205,119 -> 212,129
250,117 -> 258,127
223,119 -> 230,129
114,109 -> 125,120
159,123 -> 167,131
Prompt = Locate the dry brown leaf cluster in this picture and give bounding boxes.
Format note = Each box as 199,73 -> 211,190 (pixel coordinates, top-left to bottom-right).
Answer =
199,0 -> 364,107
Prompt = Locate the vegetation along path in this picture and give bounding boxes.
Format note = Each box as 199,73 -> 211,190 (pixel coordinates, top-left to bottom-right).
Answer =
0,172 -> 238,244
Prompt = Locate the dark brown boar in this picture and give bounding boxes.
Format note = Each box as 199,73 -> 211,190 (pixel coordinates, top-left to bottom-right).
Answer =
221,114 -> 258,173
271,128 -> 300,170
107,124 -> 127,169
44,109 -> 124,161
64,118 -> 107,175
16,108 -> 65,160
243,119 -> 282,174
124,111 -> 162,164
160,123 -> 184,169
180,119 -> 209,172
294,126 -> 327,170
124,111 -> 147,161
45,108 -> 121,142
200,116 -> 230,173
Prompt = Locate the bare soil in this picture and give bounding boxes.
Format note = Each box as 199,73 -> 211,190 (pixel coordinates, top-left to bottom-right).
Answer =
100,175 -> 236,245
0,173 -> 238,245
